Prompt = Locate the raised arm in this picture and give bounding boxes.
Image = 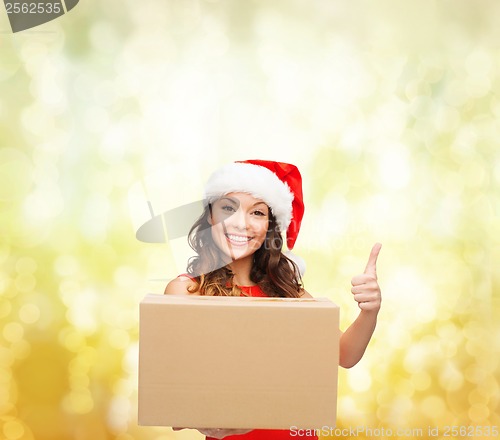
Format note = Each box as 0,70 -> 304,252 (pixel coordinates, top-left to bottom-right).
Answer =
339,243 -> 382,368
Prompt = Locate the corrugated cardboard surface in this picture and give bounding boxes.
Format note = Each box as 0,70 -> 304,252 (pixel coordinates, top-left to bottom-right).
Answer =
138,294 -> 339,429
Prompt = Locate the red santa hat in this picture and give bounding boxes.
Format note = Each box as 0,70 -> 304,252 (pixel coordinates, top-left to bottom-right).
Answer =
204,160 -> 306,274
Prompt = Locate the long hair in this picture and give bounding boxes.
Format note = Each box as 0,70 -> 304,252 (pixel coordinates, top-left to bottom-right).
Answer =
186,202 -> 303,297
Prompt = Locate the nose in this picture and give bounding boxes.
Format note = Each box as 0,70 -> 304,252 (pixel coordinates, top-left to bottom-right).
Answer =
228,208 -> 248,230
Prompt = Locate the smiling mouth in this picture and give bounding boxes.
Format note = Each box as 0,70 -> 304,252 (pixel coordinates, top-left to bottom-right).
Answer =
225,233 -> 253,245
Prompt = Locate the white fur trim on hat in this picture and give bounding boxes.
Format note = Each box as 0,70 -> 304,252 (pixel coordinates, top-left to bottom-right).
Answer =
284,250 -> 306,277
203,162 -> 294,232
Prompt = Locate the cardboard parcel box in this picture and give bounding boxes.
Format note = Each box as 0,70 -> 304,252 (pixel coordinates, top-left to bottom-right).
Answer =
138,294 -> 339,429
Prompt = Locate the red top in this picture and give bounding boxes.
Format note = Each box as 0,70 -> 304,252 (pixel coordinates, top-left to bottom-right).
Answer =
204,284 -> 319,440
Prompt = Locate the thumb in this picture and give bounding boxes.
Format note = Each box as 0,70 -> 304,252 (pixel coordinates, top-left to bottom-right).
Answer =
364,243 -> 382,277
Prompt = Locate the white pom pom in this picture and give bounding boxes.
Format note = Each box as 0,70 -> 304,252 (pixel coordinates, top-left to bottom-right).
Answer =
284,250 -> 306,277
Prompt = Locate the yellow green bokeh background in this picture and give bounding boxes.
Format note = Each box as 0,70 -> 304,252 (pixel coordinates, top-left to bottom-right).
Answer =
1,1 -> 499,439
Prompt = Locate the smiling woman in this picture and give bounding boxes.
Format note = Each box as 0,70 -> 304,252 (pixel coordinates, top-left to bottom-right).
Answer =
161,160 -> 383,439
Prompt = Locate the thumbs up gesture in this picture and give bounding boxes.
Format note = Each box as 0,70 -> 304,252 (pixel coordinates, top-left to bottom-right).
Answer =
350,243 -> 382,313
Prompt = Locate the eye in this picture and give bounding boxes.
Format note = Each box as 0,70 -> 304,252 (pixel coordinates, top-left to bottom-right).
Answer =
253,210 -> 267,216
221,205 -> 236,212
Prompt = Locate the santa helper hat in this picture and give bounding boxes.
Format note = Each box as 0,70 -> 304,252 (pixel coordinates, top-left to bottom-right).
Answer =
203,159 -> 306,275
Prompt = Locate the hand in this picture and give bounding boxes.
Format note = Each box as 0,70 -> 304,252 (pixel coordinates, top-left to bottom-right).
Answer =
350,243 -> 382,313
196,428 -> 253,439
172,427 -> 253,439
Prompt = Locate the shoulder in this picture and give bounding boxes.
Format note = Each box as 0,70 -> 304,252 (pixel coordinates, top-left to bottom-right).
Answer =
299,288 -> 314,298
164,275 -> 199,295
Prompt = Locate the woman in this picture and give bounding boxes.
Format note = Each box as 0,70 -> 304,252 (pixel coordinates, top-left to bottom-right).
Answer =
165,160 -> 382,439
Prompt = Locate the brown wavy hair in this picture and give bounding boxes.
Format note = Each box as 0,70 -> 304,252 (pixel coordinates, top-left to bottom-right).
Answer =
186,202 -> 303,297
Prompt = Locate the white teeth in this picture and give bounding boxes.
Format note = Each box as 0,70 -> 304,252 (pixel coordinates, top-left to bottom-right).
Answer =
226,234 -> 251,243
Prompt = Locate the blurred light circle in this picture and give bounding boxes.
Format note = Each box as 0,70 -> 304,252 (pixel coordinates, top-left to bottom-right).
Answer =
464,363 -> 486,384
443,80 -> 469,107
395,379 -> 414,397
435,105 -> 460,133
19,304 -> 40,325
468,404 -> 490,422
477,375 -> 499,399
465,76 -> 491,98
15,258 -> 37,275
20,103 -> 56,137
347,366 -> 372,392
411,371 -> 431,391
388,396 -> 413,423
3,323 -> 24,343
108,329 -> 130,350
460,161 -> 487,189
465,50 -> 492,77
468,389 -> 489,406
376,388 -> 392,405
10,340 -> 31,360
54,255 -> 80,277
439,362 -> 464,391
1,418 -> 25,440
62,390 -> 94,414
420,395 -> 446,421
69,373 -> 89,389
0,150 -> 33,202
58,328 -> 86,352
14,274 -> 36,293
0,299 -> 12,320
23,187 -> 64,222
0,36 -> 22,81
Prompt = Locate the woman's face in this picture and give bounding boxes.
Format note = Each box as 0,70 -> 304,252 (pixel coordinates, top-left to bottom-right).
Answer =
208,192 -> 269,263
